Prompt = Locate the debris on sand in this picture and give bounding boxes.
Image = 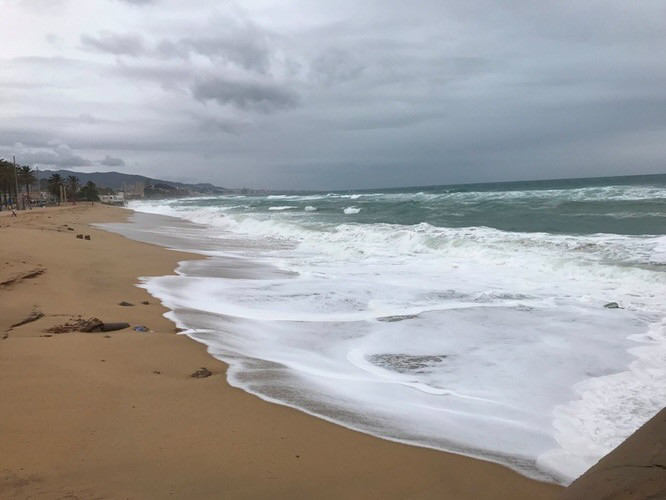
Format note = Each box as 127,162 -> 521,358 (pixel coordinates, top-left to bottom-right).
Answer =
119,301 -> 134,306
191,367 -> 212,379
133,325 -> 149,332
604,302 -> 621,309
102,322 -> 130,332
10,310 -> 45,329
0,268 -> 45,288
46,317 -> 104,333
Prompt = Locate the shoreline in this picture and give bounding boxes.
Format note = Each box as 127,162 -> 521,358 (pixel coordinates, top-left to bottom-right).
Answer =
102,209 -> 561,484
1,204 -> 563,498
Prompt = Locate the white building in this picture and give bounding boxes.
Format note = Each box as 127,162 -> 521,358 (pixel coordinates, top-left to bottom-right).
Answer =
99,192 -> 126,205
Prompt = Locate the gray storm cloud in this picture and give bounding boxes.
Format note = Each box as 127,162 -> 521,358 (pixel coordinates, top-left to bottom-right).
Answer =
100,154 -> 126,166
192,77 -> 299,113
1,0 -> 664,189
1,143 -> 93,167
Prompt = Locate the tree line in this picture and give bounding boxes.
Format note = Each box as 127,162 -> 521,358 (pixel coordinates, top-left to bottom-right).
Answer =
0,158 -> 100,210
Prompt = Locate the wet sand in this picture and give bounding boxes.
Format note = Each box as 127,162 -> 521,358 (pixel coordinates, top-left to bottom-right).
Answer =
0,204 -> 563,498
561,407 -> 666,499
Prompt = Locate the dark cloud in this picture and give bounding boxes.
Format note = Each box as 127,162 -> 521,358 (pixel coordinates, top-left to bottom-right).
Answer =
0,144 -> 94,168
180,33 -> 271,73
192,77 -> 299,113
80,33 -> 146,56
99,21 -> 274,73
99,155 -> 126,166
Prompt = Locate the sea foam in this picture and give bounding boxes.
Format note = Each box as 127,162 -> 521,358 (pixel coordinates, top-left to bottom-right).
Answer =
125,184 -> 666,484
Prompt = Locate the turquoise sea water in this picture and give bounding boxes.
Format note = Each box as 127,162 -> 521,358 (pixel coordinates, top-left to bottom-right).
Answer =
176,173 -> 665,232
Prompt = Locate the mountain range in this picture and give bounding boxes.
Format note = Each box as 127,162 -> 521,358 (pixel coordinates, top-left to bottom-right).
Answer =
34,169 -> 228,196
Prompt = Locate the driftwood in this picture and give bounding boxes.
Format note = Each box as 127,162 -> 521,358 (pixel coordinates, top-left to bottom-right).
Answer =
45,317 -> 131,334
0,268 -> 45,288
10,311 -> 44,329
46,317 -> 104,333
103,322 -> 130,332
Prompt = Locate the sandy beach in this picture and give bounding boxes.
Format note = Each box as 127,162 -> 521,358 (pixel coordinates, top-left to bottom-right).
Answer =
0,204 -> 565,499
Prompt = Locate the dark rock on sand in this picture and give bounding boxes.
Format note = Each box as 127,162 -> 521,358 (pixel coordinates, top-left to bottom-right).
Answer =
76,234 -> 83,239
604,302 -> 621,309
191,367 -> 212,379
141,301 -> 149,305
119,301 -> 134,306
84,235 -> 91,240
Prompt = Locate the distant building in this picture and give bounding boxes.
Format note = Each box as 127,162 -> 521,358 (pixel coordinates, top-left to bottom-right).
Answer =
99,192 -> 126,206
123,182 -> 145,199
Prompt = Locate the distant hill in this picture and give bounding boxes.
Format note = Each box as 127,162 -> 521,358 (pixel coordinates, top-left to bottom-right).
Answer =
34,169 -> 228,197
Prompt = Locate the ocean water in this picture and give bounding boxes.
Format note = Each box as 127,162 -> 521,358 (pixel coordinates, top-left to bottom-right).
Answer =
106,174 -> 666,484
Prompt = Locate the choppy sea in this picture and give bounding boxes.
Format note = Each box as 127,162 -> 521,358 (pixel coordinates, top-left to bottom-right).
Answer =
101,173 -> 666,484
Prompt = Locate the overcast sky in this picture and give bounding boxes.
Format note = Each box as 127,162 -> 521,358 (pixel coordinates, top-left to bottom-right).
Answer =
1,0 -> 665,189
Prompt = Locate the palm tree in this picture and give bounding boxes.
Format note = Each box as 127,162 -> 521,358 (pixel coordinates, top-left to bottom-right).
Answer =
80,181 -> 99,203
19,166 -> 38,200
47,173 -> 64,204
67,175 -> 81,203
0,158 -> 18,210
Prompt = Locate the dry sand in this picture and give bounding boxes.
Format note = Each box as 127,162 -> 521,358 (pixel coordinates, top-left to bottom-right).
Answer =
0,204 -> 564,499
